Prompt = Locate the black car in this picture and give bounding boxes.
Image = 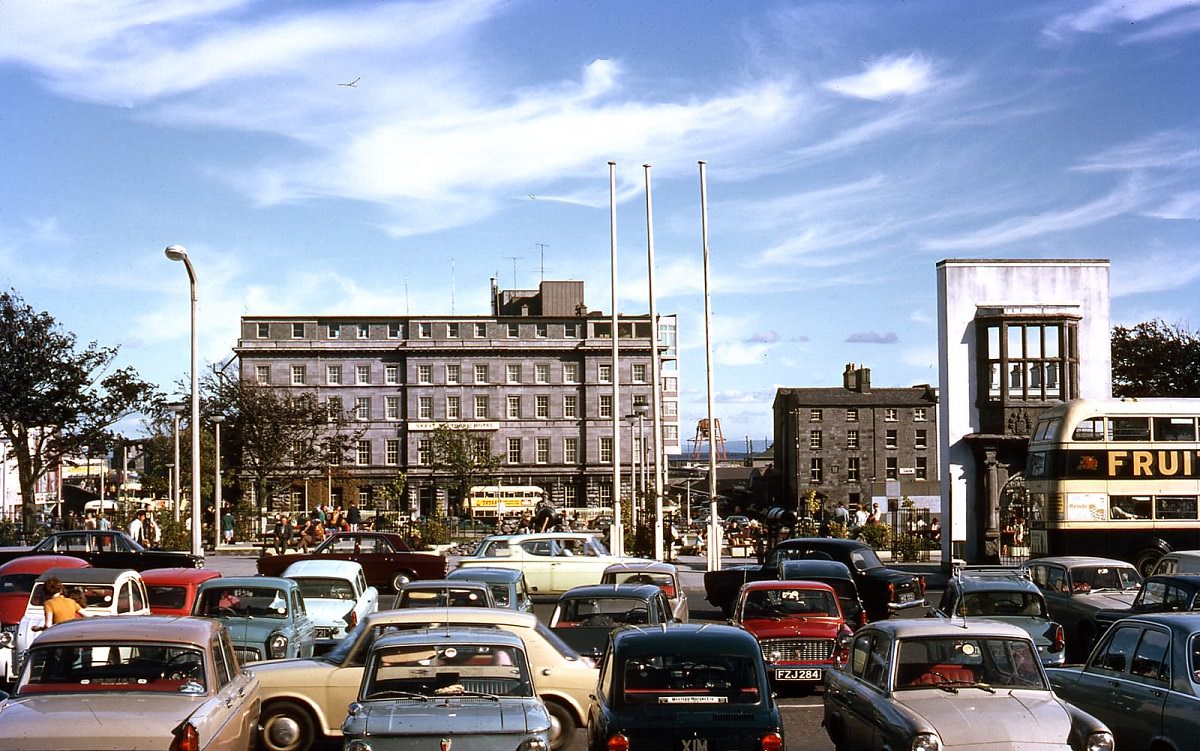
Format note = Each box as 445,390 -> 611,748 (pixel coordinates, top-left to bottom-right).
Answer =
779,559 -> 868,627
1089,573 -> 1200,643
549,584 -> 676,660
0,530 -> 203,571
586,623 -> 784,751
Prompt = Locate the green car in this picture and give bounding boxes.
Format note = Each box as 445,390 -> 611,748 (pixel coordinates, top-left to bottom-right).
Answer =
192,576 -> 316,663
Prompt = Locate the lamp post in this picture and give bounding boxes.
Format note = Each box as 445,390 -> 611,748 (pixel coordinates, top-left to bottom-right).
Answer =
168,402 -> 184,521
626,413 -> 641,531
211,415 -> 225,550
165,244 -> 203,559
166,463 -> 175,510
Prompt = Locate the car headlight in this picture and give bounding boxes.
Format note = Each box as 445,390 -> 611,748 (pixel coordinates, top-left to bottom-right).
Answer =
1085,731 -> 1114,751
911,732 -> 942,751
346,741 -> 373,751
268,633 -> 289,659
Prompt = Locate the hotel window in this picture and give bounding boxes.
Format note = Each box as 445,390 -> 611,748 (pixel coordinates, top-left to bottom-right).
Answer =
506,363 -> 521,383
536,323 -> 547,338
357,323 -> 369,339
388,322 -> 402,338
385,396 -> 400,420
356,365 -> 371,385
385,439 -> 399,465
886,457 -> 898,480
417,364 -> 432,384
325,365 -> 342,385
564,485 -> 577,505
810,409 -> 823,422
474,322 -> 487,338
256,322 -> 269,338
915,429 -> 927,450
355,397 -> 370,420
536,395 -> 549,418
418,396 -> 432,420
291,323 -> 304,338
633,363 -> 647,383
535,363 -> 549,383
356,440 -> 371,466
663,376 -> 677,392
329,448 -> 341,466
474,395 -> 489,419
385,365 -> 399,385
445,396 -> 459,420
885,429 -> 898,449
418,322 -> 432,338
507,438 -> 522,464
884,408 -> 898,422
564,437 -> 579,464
563,394 -> 578,418
327,396 -> 343,420
474,364 -> 489,383
810,458 -> 823,484
847,430 -> 859,449
810,430 -> 823,450
664,401 -> 678,416
598,484 -> 612,504
327,324 -> 340,339
507,395 -> 520,419
599,437 -> 613,463
565,323 -> 579,338
978,316 -> 1078,403
446,364 -> 461,384
446,322 -> 458,338
664,425 -> 678,441
632,395 -> 647,410
914,407 -> 927,421
599,364 -> 612,383
915,456 -> 928,481
846,408 -> 858,422
290,365 -> 306,385
507,323 -> 519,338
847,457 -> 860,481
536,437 -> 550,464
563,363 -> 579,383
417,439 -> 431,465
472,437 -> 489,459
255,365 -> 270,384
599,394 -> 613,418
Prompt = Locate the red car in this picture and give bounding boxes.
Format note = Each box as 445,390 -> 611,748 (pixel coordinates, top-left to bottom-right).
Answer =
256,531 -> 447,593
140,567 -> 223,616
731,579 -> 853,688
0,554 -> 90,684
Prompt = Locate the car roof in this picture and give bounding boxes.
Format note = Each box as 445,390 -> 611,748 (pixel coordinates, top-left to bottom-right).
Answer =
364,606 -> 538,629
28,614 -> 220,645
497,532 -> 603,542
1160,551 -> 1200,560
36,567 -> 139,584
950,569 -> 1039,594
865,618 -> 1032,640
282,559 -> 365,579
374,626 -> 526,652
742,580 -> 837,594
558,583 -> 663,600
1115,612 -> 1200,635
198,576 -> 297,590
0,555 -> 90,574
1023,556 -> 1136,568
602,561 -> 678,576
447,567 -> 524,583
401,579 -> 490,591
1144,574 -> 1200,588
779,559 -> 853,579
610,623 -> 761,655
139,568 -> 222,585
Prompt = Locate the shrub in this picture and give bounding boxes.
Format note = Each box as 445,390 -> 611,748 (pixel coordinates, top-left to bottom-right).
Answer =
859,522 -> 890,550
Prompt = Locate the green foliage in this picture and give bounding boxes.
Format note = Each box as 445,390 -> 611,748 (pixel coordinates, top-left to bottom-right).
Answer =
827,520 -> 850,539
0,518 -> 18,546
429,425 -> 502,516
374,476 -> 408,513
1112,319 -> 1200,397
802,488 -> 820,517
895,531 -> 922,562
155,516 -> 191,551
859,521 -> 890,550
411,510 -> 450,549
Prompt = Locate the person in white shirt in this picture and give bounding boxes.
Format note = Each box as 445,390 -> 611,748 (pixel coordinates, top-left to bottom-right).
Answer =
129,509 -> 148,546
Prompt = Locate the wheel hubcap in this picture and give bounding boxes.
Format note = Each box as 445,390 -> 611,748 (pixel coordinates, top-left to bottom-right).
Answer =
267,716 -> 300,748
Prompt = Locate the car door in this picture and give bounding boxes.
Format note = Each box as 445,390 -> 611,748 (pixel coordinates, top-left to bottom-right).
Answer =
831,630 -> 890,750
207,629 -> 258,750
548,539 -> 600,592
1068,623 -> 1168,750
290,587 -> 315,657
517,540 -> 559,594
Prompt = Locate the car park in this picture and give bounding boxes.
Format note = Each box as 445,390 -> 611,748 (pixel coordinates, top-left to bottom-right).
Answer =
282,559 -> 378,640
1089,573 -> 1200,645
731,579 -> 852,688
548,583 -> 676,660
393,578 -> 496,609
456,532 -> 653,597
256,531 -> 447,593
0,529 -> 204,570
141,567 -> 223,616
586,623 -> 784,751
447,566 -> 533,612
1047,613 -> 1200,751
822,618 -> 1114,751
247,606 -> 596,751
192,576 -> 317,663
931,565 -> 1065,666
341,627 -> 551,751
0,615 -> 261,751
1022,556 -> 1142,661
779,558 -> 868,628
0,555 -> 89,685
601,560 -> 689,622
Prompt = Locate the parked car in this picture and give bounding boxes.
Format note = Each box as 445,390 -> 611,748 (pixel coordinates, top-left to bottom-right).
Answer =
141,567 -> 222,616
586,623 -> 784,751
392,578 -> 496,610
256,531 -> 447,593
549,583 -> 676,660
779,558 -> 868,628
1022,556 -> 1142,662
248,606 -> 596,751
457,532 -> 653,597
0,555 -> 89,685
0,529 -> 204,570
705,537 -> 926,619
447,566 -> 533,612
1148,549 -> 1200,576
0,615 -> 261,751
1048,613 -> 1200,751
731,579 -> 852,688
282,559 -> 378,641
342,627 -> 551,751
601,560 -> 688,622
192,576 -> 317,663
822,619 -> 1114,751
931,565 -> 1065,666
1089,573 -> 1200,643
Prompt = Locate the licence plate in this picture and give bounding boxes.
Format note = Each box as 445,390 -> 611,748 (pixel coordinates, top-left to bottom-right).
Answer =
775,668 -> 822,681
898,592 -> 915,603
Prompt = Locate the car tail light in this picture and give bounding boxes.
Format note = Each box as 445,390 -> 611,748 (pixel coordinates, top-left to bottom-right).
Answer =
888,582 -> 896,600
345,608 -> 358,629
170,722 -> 200,751
761,731 -> 784,751
607,734 -> 630,751
1050,624 -> 1065,653
660,583 -> 677,599
918,575 -> 927,595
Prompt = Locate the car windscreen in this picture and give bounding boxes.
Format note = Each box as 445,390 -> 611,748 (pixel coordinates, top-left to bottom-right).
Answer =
893,636 -> 1046,691
960,591 -> 1046,617
1071,566 -> 1141,592
195,586 -> 289,618
18,642 -> 207,695
742,588 -> 839,618
362,642 -> 533,699
620,652 -> 762,706
555,597 -> 653,626
294,577 -> 356,600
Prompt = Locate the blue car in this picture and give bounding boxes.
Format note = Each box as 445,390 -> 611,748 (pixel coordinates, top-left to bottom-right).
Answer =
192,576 -> 316,663
447,566 -> 534,612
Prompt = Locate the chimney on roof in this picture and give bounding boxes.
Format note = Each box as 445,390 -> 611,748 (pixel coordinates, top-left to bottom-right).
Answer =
843,363 -> 871,394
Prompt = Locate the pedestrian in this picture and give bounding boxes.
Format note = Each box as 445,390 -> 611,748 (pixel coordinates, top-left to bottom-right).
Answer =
96,512 -> 111,531
222,507 -> 236,545
347,502 -> 362,531
272,514 -> 293,555
129,509 -> 149,546
834,501 -> 850,526
37,576 -> 88,630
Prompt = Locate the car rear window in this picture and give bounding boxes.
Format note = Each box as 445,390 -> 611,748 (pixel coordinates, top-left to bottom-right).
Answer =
620,653 -> 761,706
19,642 -> 207,696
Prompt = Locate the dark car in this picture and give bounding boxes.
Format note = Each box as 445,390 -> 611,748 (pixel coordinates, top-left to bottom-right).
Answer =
779,559 -> 868,628
1048,613 -> 1200,751
256,532 -> 447,593
586,623 -> 784,751
0,530 -> 204,571
705,537 -> 926,620
1089,574 -> 1200,644
1022,556 -> 1142,662
549,584 -> 675,661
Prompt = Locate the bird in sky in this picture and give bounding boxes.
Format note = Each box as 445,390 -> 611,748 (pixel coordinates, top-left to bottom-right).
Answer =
338,77 -> 360,87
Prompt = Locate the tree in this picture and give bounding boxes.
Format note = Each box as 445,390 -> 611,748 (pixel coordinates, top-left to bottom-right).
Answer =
428,425 -> 502,516
0,291 -> 158,531
1111,319 -> 1200,397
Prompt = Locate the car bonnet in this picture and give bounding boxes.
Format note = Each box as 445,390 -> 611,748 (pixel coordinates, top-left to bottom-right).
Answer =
896,690 -> 1071,746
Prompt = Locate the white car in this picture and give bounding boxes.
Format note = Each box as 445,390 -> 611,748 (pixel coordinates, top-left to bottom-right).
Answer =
456,532 -> 653,596
601,560 -> 689,622
281,559 -> 378,640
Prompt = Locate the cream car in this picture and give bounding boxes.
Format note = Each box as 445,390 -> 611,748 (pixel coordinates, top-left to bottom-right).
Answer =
247,606 -> 595,751
457,532 -> 653,596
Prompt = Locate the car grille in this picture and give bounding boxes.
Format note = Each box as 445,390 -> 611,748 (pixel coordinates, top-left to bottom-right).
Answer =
235,647 -> 262,663
759,638 -> 834,662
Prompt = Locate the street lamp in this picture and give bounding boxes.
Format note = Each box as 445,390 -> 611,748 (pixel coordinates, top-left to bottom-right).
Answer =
165,244 -> 203,559
166,463 -> 175,510
167,402 -> 185,521
211,415 -> 225,550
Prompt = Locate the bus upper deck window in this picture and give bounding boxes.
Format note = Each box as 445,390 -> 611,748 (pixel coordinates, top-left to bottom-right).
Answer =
1072,417 -> 1104,441
1033,418 -> 1061,442
1110,417 -> 1151,442
1153,417 -> 1197,442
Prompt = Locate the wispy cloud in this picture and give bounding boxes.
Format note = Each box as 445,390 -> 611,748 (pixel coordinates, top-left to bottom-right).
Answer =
846,331 -> 898,344
822,53 -> 937,101
1111,250 -> 1200,297
1043,0 -> 1199,42
1073,130 -> 1200,173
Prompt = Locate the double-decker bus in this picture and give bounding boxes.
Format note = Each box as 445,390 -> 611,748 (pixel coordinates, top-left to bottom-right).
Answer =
1025,397 -> 1200,574
465,485 -> 544,519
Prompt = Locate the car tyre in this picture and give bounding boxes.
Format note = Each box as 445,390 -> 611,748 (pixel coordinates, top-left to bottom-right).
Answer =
545,699 -> 578,750
1133,549 -> 1162,578
260,700 -> 317,751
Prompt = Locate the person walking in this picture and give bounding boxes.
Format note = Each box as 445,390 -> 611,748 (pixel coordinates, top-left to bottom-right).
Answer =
129,509 -> 149,546
222,507 -> 236,545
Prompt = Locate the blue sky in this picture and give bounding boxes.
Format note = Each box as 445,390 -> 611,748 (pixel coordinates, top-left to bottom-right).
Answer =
1,0 -> 1197,449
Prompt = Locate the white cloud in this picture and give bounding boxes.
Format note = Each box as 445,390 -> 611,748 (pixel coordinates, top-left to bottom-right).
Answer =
1043,0 -> 1198,41
821,54 -> 937,101
1111,251 -> 1200,297
1073,130 -> 1200,173
1143,190 -> 1200,219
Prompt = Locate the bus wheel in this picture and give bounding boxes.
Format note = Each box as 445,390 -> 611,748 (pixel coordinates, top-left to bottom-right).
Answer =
1134,549 -> 1162,577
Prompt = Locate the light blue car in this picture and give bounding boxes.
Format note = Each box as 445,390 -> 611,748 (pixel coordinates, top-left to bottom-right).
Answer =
192,576 -> 316,663
447,566 -> 533,612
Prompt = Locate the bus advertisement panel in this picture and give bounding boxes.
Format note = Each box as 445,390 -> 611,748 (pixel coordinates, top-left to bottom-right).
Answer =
466,486 -> 544,518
